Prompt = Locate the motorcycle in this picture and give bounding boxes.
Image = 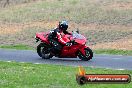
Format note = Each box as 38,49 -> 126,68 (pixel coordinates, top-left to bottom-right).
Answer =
35,30 -> 93,61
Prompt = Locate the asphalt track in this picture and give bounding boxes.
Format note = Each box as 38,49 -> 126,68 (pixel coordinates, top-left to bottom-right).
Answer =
0,49 -> 132,70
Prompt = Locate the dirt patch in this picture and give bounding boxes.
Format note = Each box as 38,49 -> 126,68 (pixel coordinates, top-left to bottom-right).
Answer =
112,2 -> 132,9
0,21 -> 132,50
0,23 -> 22,34
0,21 -> 58,34
90,36 -> 132,50
103,2 -> 132,10
0,21 -> 132,35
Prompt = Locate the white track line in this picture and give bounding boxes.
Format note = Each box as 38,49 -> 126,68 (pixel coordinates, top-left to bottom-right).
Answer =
34,63 -> 41,64
6,61 -> 11,62
116,69 -> 125,70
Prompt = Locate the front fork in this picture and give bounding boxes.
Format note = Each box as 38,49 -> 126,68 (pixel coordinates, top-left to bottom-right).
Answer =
79,45 -> 88,56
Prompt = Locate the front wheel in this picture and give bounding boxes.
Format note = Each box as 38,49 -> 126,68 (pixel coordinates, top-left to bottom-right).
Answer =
78,48 -> 93,61
37,43 -> 53,59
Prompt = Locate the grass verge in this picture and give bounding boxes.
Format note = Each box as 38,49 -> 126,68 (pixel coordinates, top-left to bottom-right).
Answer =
0,61 -> 131,88
94,49 -> 132,56
0,44 -> 34,50
0,44 -> 132,56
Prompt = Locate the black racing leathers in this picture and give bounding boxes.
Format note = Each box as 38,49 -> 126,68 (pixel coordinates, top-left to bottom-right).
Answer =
48,28 -> 71,55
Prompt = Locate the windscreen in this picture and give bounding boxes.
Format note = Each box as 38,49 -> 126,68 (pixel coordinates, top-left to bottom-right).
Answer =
72,32 -> 85,39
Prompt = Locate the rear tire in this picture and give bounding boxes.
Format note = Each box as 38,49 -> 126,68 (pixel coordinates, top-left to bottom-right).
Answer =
37,43 -> 53,59
78,48 -> 93,61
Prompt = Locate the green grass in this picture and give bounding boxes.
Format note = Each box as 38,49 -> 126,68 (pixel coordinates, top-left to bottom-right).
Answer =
0,61 -> 131,88
94,49 -> 132,56
0,0 -> 132,25
0,44 -> 34,50
0,44 -> 132,56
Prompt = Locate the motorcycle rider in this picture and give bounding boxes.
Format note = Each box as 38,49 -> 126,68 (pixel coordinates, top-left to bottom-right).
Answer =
48,20 -> 72,55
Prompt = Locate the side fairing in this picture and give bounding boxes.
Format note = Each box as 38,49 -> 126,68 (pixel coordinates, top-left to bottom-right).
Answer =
36,32 -> 49,43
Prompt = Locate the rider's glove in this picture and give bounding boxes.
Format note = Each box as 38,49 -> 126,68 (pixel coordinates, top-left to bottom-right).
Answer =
66,42 -> 72,46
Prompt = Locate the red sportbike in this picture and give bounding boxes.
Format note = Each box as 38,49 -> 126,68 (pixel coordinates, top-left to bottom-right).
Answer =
35,30 -> 93,61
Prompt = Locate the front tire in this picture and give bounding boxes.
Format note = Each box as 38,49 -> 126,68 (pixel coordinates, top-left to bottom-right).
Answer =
78,48 -> 93,61
37,43 -> 52,59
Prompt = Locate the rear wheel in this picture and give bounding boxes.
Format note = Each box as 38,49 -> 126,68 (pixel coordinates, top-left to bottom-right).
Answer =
37,43 -> 53,59
78,48 -> 93,61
